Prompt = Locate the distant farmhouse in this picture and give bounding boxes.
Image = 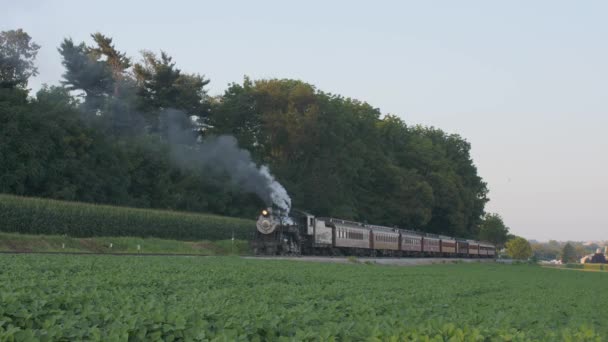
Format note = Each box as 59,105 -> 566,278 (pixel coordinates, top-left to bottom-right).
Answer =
580,247 -> 607,264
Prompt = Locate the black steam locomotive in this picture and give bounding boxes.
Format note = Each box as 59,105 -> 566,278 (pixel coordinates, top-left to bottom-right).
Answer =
251,208 -> 496,258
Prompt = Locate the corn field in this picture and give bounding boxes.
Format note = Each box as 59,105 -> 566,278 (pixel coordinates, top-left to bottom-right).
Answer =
0,194 -> 254,240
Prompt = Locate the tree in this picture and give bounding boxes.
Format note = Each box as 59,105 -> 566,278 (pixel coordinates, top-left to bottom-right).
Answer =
506,237 -> 532,260
133,50 -> 210,131
58,37 -> 114,111
208,77 -> 488,234
59,33 -> 144,134
478,213 -> 510,248
88,33 -> 131,97
561,243 -> 578,264
0,29 -> 40,89
531,242 -> 561,260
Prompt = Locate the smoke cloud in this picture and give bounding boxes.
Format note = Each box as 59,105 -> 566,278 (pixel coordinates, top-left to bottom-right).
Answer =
164,109 -> 292,212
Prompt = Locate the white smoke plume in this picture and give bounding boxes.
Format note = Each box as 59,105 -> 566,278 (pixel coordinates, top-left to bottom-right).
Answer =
164,109 -> 292,213
259,165 -> 291,211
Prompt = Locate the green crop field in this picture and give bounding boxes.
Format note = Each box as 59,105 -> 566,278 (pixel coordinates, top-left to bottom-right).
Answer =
0,256 -> 605,341
0,194 -> 254,241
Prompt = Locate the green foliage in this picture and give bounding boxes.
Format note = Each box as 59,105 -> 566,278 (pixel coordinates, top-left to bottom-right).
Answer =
561,242 -> 578,263
0,194 -> 254,240
532,240 -> 563,260
2,29 -> 490,237
0,29 -> 40,89
133,50 -> 209,124
506,237 -> 533,260
0,85 -> 263,217
210,78 -> 487,236
58,37 -> 114,109
478,213 -> 510,248
0,256 -> 606,340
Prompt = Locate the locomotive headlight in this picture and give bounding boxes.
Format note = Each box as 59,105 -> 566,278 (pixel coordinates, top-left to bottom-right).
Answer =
262,209 -> 269,217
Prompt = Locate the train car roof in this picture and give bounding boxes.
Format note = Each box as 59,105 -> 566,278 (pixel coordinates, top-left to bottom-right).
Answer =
320,217 -> 366,229
314,215 -> 494,246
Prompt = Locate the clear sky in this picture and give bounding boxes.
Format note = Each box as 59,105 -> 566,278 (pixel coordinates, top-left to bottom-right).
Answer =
3,1 -> 607,241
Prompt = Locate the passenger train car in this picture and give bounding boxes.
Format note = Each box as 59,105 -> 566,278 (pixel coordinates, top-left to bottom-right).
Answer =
251,208 -> 496,258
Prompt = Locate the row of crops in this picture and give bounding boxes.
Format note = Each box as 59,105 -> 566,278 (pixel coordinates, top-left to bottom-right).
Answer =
0,194 -> 254,240
0,255 -> 605,341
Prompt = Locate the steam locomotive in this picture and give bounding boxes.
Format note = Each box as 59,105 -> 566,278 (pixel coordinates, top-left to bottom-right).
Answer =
252,208 -> 496,258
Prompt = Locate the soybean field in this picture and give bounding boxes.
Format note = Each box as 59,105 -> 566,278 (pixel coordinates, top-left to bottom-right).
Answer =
0,255 -> 605,341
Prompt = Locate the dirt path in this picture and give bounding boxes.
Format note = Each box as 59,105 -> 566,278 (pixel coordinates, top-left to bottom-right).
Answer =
0,251 -> 496,265
246,256 -> 496,266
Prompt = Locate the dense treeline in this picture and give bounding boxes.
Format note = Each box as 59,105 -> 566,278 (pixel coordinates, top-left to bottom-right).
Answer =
0,29 -> 488,238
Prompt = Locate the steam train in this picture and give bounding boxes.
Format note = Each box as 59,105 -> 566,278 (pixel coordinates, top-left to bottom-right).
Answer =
252,208 -> 496,258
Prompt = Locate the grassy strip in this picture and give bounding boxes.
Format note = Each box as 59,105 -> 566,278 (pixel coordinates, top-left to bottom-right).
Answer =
0,232 -> 250,255
0,194 -> 255,240
565,263 -> 607,271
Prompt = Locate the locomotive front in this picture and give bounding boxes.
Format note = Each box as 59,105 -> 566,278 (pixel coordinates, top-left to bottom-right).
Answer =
252,207 -> 305,255
256,208 -> 280,234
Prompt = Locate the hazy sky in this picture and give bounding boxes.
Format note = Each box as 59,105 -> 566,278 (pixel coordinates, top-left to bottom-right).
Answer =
3,1 -> 607,241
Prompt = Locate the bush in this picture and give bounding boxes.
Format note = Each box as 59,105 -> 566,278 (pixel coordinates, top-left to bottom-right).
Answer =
0,194 -> 255,240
